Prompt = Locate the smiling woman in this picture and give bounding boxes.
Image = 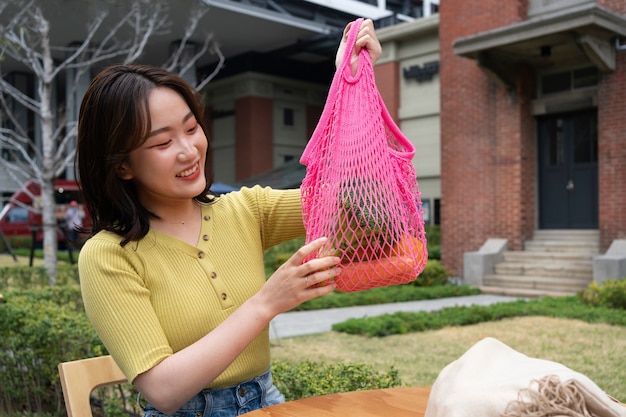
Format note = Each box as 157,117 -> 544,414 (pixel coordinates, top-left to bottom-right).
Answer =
116,88 -> 208,245
74,18 -> 383,417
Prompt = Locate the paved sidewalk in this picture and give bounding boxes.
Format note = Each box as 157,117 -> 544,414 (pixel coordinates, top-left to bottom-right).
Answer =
270,294 -> 522,340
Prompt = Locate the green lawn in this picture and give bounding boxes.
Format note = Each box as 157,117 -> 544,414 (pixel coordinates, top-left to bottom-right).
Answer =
271,315 -> 626,402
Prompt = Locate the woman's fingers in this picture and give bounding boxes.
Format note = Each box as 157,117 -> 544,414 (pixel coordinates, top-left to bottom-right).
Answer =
303,264 -> 342,289
288,237 -> 330,264
335,19 -> 382,74
355,19 -> 382,63
279,237 -> 341,288
259,238 -> 341,316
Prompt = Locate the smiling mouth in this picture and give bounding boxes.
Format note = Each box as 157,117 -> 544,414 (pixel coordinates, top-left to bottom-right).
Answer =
176,163 -> 199,178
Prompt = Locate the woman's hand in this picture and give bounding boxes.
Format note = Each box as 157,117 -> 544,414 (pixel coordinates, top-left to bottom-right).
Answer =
335,18 -> 382,76
256,237 -> 340,318
134,237 -> 340,414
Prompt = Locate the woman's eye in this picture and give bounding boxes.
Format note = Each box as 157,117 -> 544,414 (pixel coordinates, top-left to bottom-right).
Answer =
150,140 -> 171,148
187,123 -> 198,134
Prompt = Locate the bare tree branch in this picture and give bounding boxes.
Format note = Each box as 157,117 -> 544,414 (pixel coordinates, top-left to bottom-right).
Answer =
196,44 -> 225,91
0,0 -> 221,282
0,128 -> 43,180
0,88 -> 37,138
165,3 -> 208,74
49,10 -> 109,78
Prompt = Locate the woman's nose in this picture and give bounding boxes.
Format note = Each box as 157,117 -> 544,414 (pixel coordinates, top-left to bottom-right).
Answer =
177,137 -> 196,159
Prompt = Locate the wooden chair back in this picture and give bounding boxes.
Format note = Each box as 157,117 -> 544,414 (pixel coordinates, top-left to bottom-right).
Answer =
58,355 -> 127,417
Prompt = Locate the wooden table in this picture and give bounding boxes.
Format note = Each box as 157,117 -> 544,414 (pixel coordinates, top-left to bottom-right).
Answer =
244,386 -> 431,416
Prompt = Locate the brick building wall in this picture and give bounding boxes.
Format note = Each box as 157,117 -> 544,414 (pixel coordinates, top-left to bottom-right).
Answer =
440,0 -> 626,275
235,96 -> 274,180
374,61 -> 400,123
439,0 -> 535,276
597,1 -> 626,251
598,46 -> 626,250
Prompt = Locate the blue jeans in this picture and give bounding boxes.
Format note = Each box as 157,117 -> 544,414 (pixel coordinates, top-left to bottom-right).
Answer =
142,368 -> 284,417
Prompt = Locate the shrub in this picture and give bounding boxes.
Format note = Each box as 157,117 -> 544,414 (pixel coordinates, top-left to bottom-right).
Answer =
411,259 -> 448,286
0,287 -> 106,416
271,359 -> 402,401
424,225 -> 440,245
424,225 -> 440,260
579,278 -> 626,309
269,252 -> 292,272
426,244 -> 441,261
0,264 -> 79,291
263,226 -> 443,274
0,235 -> 33,251
264,237 -> 305,277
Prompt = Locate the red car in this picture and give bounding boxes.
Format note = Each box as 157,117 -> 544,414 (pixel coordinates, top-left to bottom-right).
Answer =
0,179 -> 88,243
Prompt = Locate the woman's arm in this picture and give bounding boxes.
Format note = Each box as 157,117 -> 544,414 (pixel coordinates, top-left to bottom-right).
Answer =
133,237 -> 339,415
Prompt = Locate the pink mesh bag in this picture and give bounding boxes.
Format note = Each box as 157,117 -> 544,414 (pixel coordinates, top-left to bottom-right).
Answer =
300,18 -> 427,293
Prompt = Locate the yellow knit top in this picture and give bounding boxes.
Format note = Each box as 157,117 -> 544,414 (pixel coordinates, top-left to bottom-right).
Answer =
79,186 -> 304,387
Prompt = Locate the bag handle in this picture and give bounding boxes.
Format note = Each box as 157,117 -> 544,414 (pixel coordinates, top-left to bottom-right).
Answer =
338,19 -> 415,159
301,18 -> 364,165
302,17 -> 416,166
337,18 -> 370,81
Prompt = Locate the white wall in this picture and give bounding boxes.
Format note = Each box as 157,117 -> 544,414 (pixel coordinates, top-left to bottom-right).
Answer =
377,16 -> 441,223
203,72 -> 327,184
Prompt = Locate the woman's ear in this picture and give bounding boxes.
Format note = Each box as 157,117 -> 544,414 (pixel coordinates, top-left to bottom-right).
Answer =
117,163 -> 133,180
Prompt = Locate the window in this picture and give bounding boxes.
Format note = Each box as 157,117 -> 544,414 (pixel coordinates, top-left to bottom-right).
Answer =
422,200 -> 431,224
572,67 -> 599,89
420,198 -> 440,225
7,207 -> 28,223
434,198 -> 440,225
547,118 -> 564,166
540,66 -> 598,96
283,108 -> 294,127
573,112 -> 598,164
541,72 -> 571,95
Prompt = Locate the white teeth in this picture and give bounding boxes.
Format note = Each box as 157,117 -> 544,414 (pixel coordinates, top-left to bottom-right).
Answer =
177,164 -> 198,177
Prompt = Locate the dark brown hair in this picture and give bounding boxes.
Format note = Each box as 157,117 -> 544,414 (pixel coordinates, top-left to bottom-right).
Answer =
76,64 -> 215,245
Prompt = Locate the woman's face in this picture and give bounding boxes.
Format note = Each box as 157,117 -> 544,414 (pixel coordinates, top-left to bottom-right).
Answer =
119,87 -> 208,209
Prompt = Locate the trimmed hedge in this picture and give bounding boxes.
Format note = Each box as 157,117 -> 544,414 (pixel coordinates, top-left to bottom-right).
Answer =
332,295 -> 626,337
294,282 -> 479,311
272,360 -> 401,401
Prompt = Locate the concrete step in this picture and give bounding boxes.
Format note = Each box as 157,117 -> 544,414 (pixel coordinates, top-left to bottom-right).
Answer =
527,230 -> 599,253
502,251 -> 593,263
524,241 -> 599,254
478,229 -> 597,296
494,261 -> 592,279
479,286 -> 575,298
483,274 -> 590,293
532,229 -> 599,241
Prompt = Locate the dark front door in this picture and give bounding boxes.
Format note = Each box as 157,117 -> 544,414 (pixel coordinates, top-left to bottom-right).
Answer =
538,110 -> 598,229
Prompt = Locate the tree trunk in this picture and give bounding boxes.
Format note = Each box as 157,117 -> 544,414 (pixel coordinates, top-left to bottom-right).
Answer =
40,24 -> 59,285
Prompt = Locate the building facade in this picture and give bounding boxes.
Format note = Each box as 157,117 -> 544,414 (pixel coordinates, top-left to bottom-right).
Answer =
375,16 -> 441,226
203,14 -> 443,227
439,0 -> 626,276
0,0 -> 440,204
6,0 -> 624,283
